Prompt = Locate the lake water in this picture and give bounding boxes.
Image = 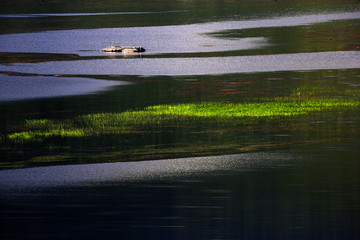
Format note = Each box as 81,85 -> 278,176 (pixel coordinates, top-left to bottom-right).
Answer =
1,12 -> 359,56
0,0 -> 360,239
0,141 -> 359,239
1,51 -> 358,76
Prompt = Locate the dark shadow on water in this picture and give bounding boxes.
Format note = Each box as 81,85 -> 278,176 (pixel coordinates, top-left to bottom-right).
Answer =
0,140 -> 359,239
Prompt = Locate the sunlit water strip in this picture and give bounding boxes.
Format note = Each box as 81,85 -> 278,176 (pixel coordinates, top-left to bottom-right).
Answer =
1,51 -> 358,76
0,151 -> 298,189
0,74 -> 128,102
0,12 -> 359,56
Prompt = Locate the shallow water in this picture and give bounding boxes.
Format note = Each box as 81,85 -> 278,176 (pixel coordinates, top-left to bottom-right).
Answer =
0,12 -> 359,56
1,1 -> 360,239
1,51 -> 358,76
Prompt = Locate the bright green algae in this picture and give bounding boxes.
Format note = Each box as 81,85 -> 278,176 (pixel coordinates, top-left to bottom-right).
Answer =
143,100 -> 359,117
6,99 -> 360,143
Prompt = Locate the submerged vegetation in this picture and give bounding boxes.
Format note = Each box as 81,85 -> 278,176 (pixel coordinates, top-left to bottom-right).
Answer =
1,1 -> 360,169
1,69 -> 360,169
142,100 -> 359,118
5,97 -> 360,144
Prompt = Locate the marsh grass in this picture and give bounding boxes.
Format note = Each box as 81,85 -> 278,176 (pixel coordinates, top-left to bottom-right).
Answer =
8,129 -> 86,143
1,75 -> 360,169
5,98 -> 360,144
143,100 -> 359,117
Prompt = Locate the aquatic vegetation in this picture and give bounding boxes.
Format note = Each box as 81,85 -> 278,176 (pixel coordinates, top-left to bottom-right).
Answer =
142,100 -> 360,118
5,98 -> 360,144
290,86 -> 360,98
25,119 -> 52,126
8,129 -> 86,143
2,72 -> 359,169
0,52 -> 81,64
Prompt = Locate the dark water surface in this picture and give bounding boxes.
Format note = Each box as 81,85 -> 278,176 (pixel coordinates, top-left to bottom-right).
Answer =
0,140 -> 359,240
1,0 -> 360,239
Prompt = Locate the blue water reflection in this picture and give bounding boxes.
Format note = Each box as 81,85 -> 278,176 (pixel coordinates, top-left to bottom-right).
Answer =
0,74 -> 127,102
1,51 -> 358,76
0,12 -> 358,56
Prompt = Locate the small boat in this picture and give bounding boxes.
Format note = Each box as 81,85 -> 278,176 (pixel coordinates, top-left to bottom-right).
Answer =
102,46 -> 145,53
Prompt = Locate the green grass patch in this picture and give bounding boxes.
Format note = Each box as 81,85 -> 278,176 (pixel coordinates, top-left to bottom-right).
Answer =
8,129 -> 86,143
143,100 -> 359,118
5,98 -> 360,144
